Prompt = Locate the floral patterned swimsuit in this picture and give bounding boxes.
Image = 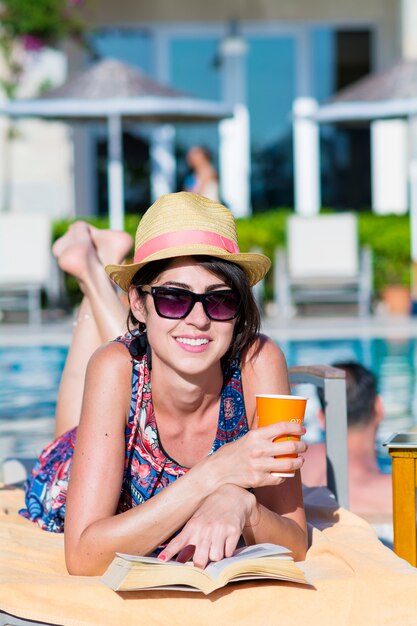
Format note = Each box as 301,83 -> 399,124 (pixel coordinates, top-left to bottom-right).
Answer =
20,333 -> 249,532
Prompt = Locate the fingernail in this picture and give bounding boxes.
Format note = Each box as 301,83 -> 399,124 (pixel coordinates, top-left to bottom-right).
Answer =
158,554 -> 167,561
301,427 -> 307,434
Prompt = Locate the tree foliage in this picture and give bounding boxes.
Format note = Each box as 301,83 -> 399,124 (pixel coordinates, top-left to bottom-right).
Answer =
0,0 -> 85,98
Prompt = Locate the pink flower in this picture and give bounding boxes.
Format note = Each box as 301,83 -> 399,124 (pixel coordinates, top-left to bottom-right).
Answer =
22,35 -> 43,51
138,464 -> 150,478
131,457 -> 150,479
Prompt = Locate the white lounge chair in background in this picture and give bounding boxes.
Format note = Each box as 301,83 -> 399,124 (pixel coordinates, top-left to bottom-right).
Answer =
275,213 -> 373,317
0,213 -> 56,324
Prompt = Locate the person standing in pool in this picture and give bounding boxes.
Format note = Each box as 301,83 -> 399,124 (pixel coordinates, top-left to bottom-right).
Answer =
20,192 -> 308,576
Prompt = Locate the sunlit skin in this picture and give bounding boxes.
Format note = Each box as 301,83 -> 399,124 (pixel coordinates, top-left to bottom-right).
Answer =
128,259 -> 238,466
64,257 -> 307,575
129,258 -> 236,383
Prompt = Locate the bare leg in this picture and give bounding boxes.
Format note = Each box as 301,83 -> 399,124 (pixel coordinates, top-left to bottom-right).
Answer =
53,222 -> 133,438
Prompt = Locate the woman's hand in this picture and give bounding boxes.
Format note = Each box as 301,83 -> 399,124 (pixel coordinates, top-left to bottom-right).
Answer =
210,421 -> 307,491
157,485 -> 257,569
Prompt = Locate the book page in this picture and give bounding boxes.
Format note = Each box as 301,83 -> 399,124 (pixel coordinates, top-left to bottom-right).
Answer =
102,544 -> 307,593
205,543 -> 292,579
116,553 -> 189,567
116,543 -> 290,572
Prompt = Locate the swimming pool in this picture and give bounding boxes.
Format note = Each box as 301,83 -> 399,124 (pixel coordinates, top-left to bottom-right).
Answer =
0,338 -> 415,470
0,346 -> 67,458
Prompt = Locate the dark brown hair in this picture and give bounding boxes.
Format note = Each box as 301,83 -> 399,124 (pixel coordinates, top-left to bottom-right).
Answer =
127,255 -> 260,364
317,361 -> 377,429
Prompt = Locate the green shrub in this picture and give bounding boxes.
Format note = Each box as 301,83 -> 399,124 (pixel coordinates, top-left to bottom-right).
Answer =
357,213 -> 410,293
52,210 -> 411,304
52,217 -> 138,306
235,210 -> 290,299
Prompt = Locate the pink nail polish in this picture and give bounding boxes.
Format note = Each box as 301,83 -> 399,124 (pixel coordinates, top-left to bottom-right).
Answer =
158,554 -> 167,561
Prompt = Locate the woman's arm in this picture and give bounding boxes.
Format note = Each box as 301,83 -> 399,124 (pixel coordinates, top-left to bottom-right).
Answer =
64,342 -> 212,574
64,341 -> 303,575
241,335 -> 308,560
64,342 -> 229,575
158,336 -> 307,566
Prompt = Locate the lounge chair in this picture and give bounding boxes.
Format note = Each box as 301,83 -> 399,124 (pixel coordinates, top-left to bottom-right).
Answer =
275,213 -> 373,317
0,213 -> 55,324
289,364 -> 348,509
1,486 -> 416,625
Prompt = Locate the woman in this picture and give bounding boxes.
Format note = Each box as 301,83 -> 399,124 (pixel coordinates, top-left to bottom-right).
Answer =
184,146 -> 220,202
20,192 -> 307,575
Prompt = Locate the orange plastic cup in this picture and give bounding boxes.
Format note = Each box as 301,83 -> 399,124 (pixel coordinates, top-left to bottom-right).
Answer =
256,394 -> 307,477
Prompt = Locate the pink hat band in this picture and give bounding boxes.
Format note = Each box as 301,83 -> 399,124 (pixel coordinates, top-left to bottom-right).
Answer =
133,229 -> 240,263
105,191 -> 271,290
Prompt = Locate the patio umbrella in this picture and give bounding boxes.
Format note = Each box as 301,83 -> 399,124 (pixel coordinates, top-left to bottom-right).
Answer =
314,59 -> 417,304
315,59 -> 417,122
0,58 -> 233,229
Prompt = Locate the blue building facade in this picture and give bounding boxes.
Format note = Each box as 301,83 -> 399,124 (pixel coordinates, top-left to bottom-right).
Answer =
50,0 -> 408,220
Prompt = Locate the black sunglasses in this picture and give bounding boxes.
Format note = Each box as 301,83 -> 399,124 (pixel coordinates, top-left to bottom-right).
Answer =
139,286 -> 240,321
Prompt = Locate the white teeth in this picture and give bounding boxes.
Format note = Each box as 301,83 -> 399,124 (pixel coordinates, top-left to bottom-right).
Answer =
176,337 -> 209,346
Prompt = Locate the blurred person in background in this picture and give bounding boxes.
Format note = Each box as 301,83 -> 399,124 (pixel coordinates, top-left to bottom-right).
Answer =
302,361 -> 392,521
184,146 -> 220,202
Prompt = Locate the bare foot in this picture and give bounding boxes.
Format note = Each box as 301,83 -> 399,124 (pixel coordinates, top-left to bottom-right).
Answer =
52,221 -> 90,259
53,222 -> 133,282
52,222 -> 99,284
89,225 -> 133,266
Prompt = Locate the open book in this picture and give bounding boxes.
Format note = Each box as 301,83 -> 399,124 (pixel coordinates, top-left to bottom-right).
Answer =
101,543 -> 308,595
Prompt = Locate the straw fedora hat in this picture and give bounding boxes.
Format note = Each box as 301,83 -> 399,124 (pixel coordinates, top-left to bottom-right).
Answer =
105,192 -> 271,290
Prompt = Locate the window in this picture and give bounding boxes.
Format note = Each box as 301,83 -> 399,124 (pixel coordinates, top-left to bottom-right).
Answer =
246,35 -> 296,210
313,28 -> 373,210
169,37 -> 222,191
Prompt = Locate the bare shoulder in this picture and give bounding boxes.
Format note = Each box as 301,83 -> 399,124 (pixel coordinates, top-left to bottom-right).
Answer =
241,333 -> 289,382
80,340 -> 134,432
87,340 -> 132,376
241,334 -> 290,426
89,338 -> 131,362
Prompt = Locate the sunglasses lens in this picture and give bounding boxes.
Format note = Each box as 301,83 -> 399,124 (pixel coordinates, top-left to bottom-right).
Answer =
149,287 -> 240,321
205,292 -> 240,320
154,289 -> 192,319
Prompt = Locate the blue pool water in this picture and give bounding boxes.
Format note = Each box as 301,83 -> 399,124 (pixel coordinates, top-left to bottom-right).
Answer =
0,338 -> 416,470
0,346 -> 67,457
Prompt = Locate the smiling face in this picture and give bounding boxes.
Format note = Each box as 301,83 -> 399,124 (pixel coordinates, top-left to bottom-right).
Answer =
129,257 -> 237,379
